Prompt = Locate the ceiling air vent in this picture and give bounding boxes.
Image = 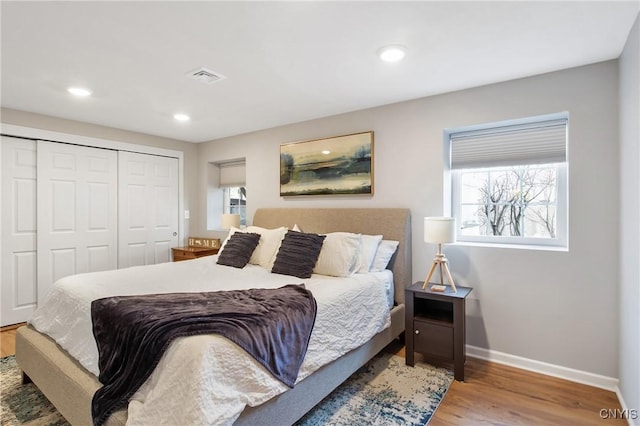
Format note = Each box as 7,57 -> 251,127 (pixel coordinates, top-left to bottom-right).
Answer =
185,67 -> 226,84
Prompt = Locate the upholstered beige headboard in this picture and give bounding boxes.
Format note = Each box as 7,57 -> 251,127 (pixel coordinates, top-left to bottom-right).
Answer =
252,208 -> 412,306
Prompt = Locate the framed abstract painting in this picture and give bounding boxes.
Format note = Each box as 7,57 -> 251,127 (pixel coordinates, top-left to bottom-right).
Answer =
280,131 -> 374,196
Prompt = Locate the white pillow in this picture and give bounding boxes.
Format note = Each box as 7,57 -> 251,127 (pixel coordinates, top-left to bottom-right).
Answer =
244,226 -> 288,269
219,226 -> 287,269
219,226 -> 242,252
356,234 -> 383,273
370,240 -> 399,272
313,232 -> 361,277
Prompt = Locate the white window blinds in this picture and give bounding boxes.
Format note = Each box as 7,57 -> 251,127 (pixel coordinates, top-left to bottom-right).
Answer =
449,118 -> 567,169
219,161 -> 246,187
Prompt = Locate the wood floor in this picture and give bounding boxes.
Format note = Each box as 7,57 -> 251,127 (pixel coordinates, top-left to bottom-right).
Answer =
1,325 -> 623,425
387,340 -> 624,425
425,357 -> 623,425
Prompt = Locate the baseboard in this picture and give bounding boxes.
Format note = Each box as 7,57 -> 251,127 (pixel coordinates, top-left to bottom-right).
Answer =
615,387 -> 640,426
466,344 -> 619,392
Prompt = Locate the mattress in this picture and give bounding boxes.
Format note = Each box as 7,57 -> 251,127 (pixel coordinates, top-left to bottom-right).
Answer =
29,255 -> 393,425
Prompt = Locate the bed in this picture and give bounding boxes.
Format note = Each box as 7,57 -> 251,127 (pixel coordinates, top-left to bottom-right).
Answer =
15,207 -> 412,426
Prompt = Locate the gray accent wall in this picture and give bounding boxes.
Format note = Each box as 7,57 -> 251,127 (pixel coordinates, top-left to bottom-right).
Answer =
196,61 -> 622,378
619,15 -> 640,420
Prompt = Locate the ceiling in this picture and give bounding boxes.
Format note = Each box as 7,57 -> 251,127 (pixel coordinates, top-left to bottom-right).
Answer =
1,1 -> 638,143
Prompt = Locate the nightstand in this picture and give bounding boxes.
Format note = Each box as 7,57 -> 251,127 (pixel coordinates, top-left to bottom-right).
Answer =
171,246 -> 219,261
405,282 -> 472,381
172,237 -> 221,261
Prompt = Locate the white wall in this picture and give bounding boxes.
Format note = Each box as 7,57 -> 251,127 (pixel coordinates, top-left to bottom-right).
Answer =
619,15 -> 640,421
196,61 -> 621,379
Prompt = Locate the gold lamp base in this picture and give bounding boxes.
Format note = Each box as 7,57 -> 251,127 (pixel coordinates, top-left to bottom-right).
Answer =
422,244 -> 457,292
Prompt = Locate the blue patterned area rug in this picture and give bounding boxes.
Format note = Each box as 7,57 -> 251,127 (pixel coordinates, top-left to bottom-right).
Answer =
0,356 -> 67,425
0,352 -> 452,426
296,352 -> 453,426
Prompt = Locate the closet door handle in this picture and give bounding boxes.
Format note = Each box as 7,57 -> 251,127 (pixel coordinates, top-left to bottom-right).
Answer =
172,232 -> 177,237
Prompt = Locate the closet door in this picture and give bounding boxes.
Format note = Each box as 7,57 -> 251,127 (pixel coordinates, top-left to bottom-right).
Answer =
1,136 -> 37,326
118,151 -> 179,267
37,141 -> 118,305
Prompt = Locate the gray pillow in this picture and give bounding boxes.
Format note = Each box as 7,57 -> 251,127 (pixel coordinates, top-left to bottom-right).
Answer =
271,231 -> 326,278
217,232 -> 261,268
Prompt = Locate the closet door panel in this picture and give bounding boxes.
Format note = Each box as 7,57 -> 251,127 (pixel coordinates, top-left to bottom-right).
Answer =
1,136 -> 37,326
2,136 -> 181,326
37,141 -> 118,305
119,152 -> 179,268
50,248 -> 76,283
14,253 -> 37,306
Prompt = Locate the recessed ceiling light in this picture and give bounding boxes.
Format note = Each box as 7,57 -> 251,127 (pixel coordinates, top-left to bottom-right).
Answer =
173,113 -> 191,122
67,87 -> 92,97
377,45 -> 407,63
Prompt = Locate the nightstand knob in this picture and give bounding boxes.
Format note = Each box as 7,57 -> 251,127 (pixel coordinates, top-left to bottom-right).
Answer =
415,329 -> 420,335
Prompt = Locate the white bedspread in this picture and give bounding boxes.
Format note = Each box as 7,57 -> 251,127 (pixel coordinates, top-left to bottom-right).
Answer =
29,256 -> 392,425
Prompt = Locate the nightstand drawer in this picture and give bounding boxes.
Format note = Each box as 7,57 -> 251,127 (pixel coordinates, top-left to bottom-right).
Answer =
413,320 -> 454,359
172,249 -> 196,260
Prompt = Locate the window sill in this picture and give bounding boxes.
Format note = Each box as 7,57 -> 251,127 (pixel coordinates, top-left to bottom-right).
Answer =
452,241 -> 568,252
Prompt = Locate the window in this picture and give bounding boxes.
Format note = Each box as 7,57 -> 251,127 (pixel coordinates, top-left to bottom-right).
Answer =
448,113 -> 568,248
223,186 -> 247,226
216,160 -> 246,228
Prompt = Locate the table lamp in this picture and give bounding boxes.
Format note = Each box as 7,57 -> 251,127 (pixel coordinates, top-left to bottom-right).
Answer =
221,213 -> 241,230
423,217 -> 457,292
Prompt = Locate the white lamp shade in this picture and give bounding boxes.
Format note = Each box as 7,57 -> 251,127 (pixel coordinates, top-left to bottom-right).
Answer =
424,217 -> 456,244
221,213 -> 241,230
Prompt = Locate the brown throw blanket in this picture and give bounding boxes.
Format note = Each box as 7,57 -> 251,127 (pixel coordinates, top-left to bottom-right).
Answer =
90,284 -> 317,426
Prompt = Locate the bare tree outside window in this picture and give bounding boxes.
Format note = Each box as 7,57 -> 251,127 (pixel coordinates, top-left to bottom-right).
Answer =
460,165 -> 557,239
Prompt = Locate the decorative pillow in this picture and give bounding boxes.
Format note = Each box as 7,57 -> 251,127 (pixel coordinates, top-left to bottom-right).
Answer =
271,231 -> 326,278
313,232 -> 361,277
356,234 -> 383,273
216,232 -> 261,268
369,240 -> 399,272
244,226 -> 288,269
